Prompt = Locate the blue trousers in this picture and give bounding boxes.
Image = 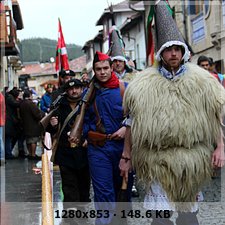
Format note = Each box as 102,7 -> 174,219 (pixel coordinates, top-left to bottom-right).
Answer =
88,144 -> 133,225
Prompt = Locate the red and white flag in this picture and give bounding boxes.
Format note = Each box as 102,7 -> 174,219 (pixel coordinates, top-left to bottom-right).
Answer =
55,18 -> 70,73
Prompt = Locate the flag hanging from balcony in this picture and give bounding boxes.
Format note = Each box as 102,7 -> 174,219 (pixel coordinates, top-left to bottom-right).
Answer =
55,18 -> 70,73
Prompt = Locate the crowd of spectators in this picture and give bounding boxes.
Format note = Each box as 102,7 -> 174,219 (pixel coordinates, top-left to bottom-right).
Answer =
1,86 -> 44,161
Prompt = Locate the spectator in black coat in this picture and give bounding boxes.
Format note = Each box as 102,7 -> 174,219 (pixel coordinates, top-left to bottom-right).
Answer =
19,90 -> 45,160
5,89 -> 21,159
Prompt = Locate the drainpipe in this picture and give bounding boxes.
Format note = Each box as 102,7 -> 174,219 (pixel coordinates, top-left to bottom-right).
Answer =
7,61 -> 12,89
182,0 -> 189,43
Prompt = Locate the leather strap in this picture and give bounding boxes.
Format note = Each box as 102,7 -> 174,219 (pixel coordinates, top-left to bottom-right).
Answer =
59,103 -> 80,138
119,80 -> 125,99
93,100 -> 105,133
93,80 -> 125,133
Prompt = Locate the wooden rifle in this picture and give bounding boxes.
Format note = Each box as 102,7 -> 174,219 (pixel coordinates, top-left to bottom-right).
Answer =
69,78 -> 95,147
39,92 -> 66,130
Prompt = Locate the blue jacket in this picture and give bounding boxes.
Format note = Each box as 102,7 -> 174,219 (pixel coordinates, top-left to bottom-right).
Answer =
83,83 -> 128,151
40,92 -> 52,113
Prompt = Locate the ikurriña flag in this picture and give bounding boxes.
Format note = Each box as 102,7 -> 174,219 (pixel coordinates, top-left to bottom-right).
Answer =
55,18 -> 70,73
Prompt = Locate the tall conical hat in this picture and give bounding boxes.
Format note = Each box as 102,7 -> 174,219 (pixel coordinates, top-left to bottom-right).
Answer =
155,0 -> 190,62
108,26 -> 127,62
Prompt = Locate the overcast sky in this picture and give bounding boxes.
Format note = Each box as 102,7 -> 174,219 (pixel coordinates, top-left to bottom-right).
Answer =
17,0 -> 123,46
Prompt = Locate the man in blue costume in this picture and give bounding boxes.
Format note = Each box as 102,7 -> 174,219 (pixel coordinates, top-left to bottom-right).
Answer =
83,51 -> 133,225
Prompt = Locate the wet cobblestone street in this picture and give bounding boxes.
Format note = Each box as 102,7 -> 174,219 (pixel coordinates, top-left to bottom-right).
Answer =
1,157 -> 225,225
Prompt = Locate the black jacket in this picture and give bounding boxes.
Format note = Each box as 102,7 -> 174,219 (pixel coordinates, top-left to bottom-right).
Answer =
47,97 -> 88,170
5,93 -> 21,137
20,99 -> 44,137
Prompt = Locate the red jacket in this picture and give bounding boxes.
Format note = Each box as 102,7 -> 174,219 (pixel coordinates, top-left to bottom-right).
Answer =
0,93 -> 5,126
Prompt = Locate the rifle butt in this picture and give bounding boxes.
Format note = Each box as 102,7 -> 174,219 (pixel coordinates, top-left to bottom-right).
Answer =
40,109 -> 56,131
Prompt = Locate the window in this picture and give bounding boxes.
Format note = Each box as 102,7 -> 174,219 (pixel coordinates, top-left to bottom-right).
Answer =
191,13 -> 205,43
188,0 -> 203,15
188,0 -> 210,17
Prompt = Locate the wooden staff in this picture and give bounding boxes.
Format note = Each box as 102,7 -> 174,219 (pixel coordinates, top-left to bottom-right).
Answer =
42,153 -> 54,225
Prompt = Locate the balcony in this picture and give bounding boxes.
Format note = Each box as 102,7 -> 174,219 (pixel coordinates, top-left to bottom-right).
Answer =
0,2 -> 23,56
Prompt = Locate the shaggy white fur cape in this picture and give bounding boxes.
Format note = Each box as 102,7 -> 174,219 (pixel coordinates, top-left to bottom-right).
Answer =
124,63 -> 225,208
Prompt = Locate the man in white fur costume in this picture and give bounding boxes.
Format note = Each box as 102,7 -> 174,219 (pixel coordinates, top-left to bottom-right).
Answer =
119,1 -> 225,225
